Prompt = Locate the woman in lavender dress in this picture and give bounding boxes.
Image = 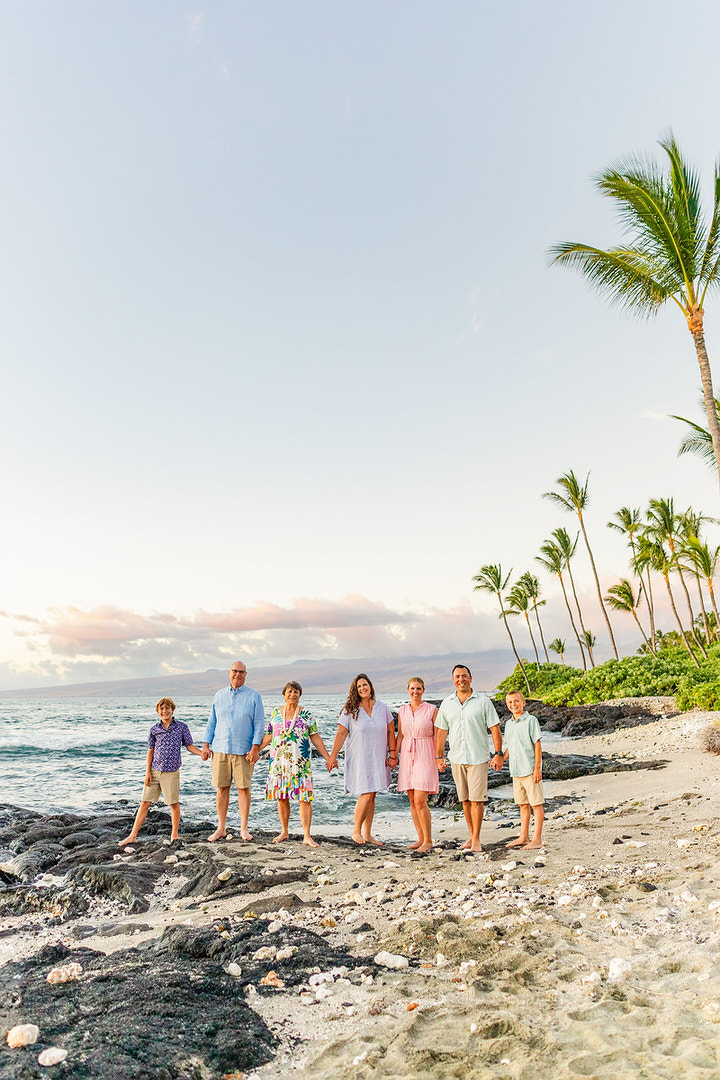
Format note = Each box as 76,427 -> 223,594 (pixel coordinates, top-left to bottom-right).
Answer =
327,674 -> 396,846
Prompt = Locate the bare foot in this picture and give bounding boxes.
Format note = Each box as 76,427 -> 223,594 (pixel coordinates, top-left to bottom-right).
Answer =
351,833 -> 365,845
406,840 -> 422,850
272,833 -> 289,844
469,842 -> 483,853
416,841 -> 433,852
303,836 -> 320,847
506,837 -> 529,848
460,839 -> 473,850
240,830 -> 253,842
207,829 -> 227,843
363,835 -> 383,846
118,835 -> 137,847
522,840 -> 544,850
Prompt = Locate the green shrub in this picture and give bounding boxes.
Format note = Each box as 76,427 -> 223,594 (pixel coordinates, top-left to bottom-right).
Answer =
495,661 -> 582,699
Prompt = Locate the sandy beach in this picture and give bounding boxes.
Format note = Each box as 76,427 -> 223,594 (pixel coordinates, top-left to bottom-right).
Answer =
2,706 -> 720,1079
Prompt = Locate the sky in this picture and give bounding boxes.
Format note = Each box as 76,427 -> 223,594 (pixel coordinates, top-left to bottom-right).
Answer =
2,0 -> 720,689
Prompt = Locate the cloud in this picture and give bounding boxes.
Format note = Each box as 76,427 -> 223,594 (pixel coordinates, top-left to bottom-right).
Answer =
0,596 -> 506,686
183,12 -> 204,45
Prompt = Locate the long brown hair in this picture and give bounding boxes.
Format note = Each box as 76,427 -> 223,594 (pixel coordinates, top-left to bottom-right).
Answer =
343,673 -> 375,719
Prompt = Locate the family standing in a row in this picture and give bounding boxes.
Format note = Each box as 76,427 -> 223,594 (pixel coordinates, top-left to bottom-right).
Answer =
119,661 -> 545,852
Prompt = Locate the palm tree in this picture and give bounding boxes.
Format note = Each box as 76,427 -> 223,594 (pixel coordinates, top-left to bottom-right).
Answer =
632,533 -> 659,655
472,564 -> 531,695
582,630 -> 597,666
551,526 -> 596,667
544,471 -> 619,658
646,497 -> 708,657
549,134 -> 720,493
680,533 -> 720,640
679,509 -> 714,646
670,397 -> 720,471
644,537 -> 701,666
549,637 -> 566,665
536,540 -> 588,670
607,506 -> 655,641
505,582 -> 541,667
605,579 -> 653,652
518,572 -> 550,662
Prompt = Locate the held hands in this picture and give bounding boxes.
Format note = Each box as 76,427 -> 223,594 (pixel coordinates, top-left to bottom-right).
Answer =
246,746 -> 260,765
201,744 -> 211,762
436,756 -> 446,773
491,753 -> 504,772
326,756 -> 338,772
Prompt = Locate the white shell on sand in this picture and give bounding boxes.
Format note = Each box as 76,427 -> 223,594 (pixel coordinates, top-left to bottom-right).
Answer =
216,867 -> 232,881
315,984 -> 333,1000
38,1048 -> 68,1066
309,972 -> 333,986
7,1024 -> 40,1048
46,962 -> 82,984
374,951 -> 409,969
275,946 -> 297,961
676,839 -> 691,848
253,946 -> 276,961
226,963 -> 243,977
164,854 -> 178,864
557,895 -> 573,906
608,957 -> 632,981
501,861 -> 517,872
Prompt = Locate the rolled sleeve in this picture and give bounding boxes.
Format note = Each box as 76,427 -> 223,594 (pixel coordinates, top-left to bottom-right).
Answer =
204,706 -> 217,745
251,694 -> 266,745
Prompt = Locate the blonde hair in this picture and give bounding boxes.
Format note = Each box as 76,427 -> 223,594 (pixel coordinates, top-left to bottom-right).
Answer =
156,697 -> 176,713
407,676 -> 425,691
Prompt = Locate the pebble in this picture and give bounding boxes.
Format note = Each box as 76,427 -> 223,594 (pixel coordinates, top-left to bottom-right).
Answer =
46,962 -> 82,984
501,861 -> 517,872
268,920 -> 283,933
374,951 -> 409,970
253,946 -> 276,961
226,963 -> 243,978
164,854 -> 178,864
217,867 -> 232,881
315,984 -> 333,1000
38,1048 -> 68,1067
275,946 -> 297,961
260,970 -> 285,988
7,1024 -> 40,1048
608,958 -> 632,982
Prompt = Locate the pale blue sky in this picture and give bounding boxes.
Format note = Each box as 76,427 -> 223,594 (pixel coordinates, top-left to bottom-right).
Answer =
2,1 -> 720,687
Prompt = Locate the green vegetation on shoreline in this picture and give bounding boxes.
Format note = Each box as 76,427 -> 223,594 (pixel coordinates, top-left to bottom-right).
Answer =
496,646 -> 720,711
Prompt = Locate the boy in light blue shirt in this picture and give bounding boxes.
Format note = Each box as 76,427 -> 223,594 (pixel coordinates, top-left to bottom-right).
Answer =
502,691 -> 545,850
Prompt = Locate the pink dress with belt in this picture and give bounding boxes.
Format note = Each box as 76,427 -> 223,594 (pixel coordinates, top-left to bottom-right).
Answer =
397,702 -> 439,793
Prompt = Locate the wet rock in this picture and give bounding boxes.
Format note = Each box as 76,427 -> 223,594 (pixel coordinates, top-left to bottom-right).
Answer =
0,843 -> 67,883
66,862 -> 166,914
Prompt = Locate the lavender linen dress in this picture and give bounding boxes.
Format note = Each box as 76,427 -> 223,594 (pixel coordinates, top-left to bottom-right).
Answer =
397,702 -> 439,794
338,701 -> 394,796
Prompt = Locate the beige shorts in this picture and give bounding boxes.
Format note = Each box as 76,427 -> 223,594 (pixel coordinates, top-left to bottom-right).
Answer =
513,775 -> 545,806
211,752 -> 255,790
451,762 -> 489,803
142,768 -> 180,805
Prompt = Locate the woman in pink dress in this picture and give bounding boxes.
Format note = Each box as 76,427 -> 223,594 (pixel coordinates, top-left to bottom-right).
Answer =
396,676 -> 439,852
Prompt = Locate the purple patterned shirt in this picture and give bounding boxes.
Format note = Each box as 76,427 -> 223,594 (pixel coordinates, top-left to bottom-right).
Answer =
148,719 -> 194,772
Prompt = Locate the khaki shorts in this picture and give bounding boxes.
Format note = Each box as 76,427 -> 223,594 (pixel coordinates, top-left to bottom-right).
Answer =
142,768 -> 180,805
513,775 -> 545,806
451,762 -> 489,803
211,752 -> 255,790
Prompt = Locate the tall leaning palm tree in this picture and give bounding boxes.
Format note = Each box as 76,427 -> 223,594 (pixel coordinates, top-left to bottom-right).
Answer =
544,470 -> 619,657
646,497 -> 708,657
605,579 -> 653,652
505,582 -> 541,667
472,564 -> 531,695
536,540 -> 588,671
549,134 -> 720,493
518,571 -> 550,663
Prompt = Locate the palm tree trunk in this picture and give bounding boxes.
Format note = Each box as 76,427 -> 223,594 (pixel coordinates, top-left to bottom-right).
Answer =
644,567 -> 657,653
689,314 -> 720,492
557,571 -> 587,671
694,569 -> 712,646
706,577 -> 720,635
533,605 -> 550,663
578,511 -> 619,659
663,572 -> 701,667
495,590 -> 531,695
565,560 -> 594,668
523,611 -> 540,667
631,609 -> 652,652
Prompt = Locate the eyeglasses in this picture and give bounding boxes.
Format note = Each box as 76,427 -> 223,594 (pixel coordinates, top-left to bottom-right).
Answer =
230,669 -> 247,676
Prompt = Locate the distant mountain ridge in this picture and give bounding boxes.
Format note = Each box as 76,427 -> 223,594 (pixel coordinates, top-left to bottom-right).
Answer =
0,650 -> 516,699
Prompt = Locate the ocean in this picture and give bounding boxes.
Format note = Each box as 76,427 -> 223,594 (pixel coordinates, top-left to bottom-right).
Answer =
0,694 -> 566,832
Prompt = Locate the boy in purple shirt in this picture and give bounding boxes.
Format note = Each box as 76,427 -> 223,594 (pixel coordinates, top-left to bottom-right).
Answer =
119,698 -> 203,846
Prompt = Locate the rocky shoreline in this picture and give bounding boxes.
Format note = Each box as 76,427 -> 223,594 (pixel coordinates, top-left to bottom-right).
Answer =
3,704 -> 720,1079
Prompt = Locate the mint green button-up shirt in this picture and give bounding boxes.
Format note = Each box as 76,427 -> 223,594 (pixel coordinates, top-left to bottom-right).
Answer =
504,712 -> 542,777
435,690 -> 500,765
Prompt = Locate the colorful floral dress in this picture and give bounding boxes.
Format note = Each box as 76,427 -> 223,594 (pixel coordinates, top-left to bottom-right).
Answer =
265,707 -> 318,802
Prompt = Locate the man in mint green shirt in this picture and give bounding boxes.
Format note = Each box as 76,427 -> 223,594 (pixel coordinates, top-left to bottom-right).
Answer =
435,664 -> 503,852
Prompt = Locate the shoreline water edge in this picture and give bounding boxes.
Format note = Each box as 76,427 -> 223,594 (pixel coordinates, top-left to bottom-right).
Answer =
2,701 -> 720,1078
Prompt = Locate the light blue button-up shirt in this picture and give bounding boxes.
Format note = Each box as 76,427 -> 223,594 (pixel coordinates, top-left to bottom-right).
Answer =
435,690 -> 500,765
204,684 -> 265,754
504,712 -> 542,777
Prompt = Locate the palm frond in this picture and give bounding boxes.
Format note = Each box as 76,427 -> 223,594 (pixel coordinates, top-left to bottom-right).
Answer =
548,243 -> 671,314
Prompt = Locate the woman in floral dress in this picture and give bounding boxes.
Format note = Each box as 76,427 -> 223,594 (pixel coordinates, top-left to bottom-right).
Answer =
258,680 -> 332,847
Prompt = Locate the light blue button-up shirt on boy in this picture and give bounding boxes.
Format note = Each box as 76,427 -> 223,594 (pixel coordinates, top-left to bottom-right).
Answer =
504,711 -> 542,777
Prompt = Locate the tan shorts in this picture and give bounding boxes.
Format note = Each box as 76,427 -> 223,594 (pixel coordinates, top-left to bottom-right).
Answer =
513,775 -> 545,806
211,752 -> 255,790
142,768 -> 180,805
451,762 -> 489,803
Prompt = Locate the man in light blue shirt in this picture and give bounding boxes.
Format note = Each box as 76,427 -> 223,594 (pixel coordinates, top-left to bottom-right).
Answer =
435,664 -> 503,852
202,661 -> 265,842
